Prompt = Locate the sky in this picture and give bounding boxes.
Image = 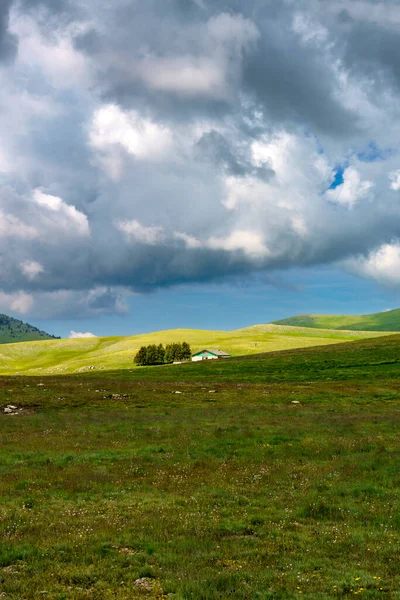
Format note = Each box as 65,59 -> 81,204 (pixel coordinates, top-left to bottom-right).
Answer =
1,0 -> 400,338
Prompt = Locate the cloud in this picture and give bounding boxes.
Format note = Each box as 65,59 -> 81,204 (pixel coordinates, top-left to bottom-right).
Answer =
89,104 -> 173,178
1,0 -> 400,320
0,0 -> 17,63
116,219 -> 164,245
10,11 -> 88,88
69,330 -> 97,338
33,189 -> 89,235
0,291 -> 33,315
346,242 -> 400,287
0,209 -> 38,239
20,260 -> 44,280
208,230 -> 269,259
389,170 -> 400,191
325,167 -> 374,208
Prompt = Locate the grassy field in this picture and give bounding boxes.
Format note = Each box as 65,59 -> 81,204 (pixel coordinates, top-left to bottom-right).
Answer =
273,308 -> 400,331
0,324 -> 390,375
0,335 -> 400,598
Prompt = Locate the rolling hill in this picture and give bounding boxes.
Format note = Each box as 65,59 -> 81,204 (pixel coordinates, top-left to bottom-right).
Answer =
0,314 -> 59,344
0,323 -> 391,375
272,308 -> 400,331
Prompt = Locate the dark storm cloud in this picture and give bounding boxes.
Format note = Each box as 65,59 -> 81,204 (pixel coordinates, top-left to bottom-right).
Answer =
242,29 -> 359,137
338,14 -> 400,90
16,0 -> 77,17
1,0 -> 400,317
71,0 -> 360,137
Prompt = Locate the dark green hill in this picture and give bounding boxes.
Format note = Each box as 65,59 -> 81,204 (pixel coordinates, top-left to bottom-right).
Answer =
0,314 -> 59,344
272,308 -> 400,332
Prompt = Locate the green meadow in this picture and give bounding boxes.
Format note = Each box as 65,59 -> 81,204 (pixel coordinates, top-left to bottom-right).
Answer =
273,308 -> 400,332
0,335 -> 400,598
0,324 -> 390,375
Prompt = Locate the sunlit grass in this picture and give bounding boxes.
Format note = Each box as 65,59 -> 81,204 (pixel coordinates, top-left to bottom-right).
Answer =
0,324 -> 391,375
0,335 -> 399,598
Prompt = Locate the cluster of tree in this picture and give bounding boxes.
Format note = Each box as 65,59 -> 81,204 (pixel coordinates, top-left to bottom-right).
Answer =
134,342 -> 192,366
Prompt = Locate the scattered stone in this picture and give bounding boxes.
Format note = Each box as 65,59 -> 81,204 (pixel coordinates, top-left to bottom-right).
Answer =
173,391 -> 183,394
37,383 -> 44,387
134,578 -> 162,593
208,390 -> 217,393
4,407 -> 13,413
291,400 -> 301,404
7,405 -> 17,410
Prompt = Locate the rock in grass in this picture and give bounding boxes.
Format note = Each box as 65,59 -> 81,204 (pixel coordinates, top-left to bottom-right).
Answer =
291,400 -> 301,404
7,405 -> 17,410
4,407 -> 13,413
134,578 -> 162,593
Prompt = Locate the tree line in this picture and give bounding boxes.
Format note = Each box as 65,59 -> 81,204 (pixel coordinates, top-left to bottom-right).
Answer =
134,342 -> 192,366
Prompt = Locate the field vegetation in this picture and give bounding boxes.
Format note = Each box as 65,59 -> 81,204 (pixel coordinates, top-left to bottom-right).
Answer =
273,308 -> 400,332
0,335 -> 399,598
0,324 -> 391,376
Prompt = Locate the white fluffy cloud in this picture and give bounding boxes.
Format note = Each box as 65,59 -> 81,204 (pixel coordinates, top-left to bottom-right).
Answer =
115,219 -> 164,245
33,190 -> 89,236
389,170 -> 400,191
347,243 -> 400,287
90,104 -> 174,178
208,230 -> 269,259
69,331 -> 97,339
325,167 -> 373,208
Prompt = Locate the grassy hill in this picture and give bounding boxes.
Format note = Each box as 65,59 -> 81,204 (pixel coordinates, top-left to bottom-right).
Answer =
1,335 -> 400,598
272,307 -> 400,331
0,314 -> 59,344
0,323 -> 391,375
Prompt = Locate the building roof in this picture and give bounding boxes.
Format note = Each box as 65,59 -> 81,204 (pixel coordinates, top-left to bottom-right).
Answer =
193,349 -> 231,357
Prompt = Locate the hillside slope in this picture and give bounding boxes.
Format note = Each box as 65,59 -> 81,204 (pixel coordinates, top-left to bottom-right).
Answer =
0,314 -> 59,344
272,308 -> 400,331
0,324 -> 390,375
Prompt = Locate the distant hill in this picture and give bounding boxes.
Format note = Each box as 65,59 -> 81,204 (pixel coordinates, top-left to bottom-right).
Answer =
272,308 -> 400,332
0,324 -> 390,375
0,314 -> 59,344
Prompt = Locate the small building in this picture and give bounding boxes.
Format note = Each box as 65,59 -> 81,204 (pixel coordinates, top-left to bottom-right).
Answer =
192,349 -> 231,362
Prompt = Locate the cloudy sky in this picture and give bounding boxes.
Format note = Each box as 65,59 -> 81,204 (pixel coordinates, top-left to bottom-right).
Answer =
1,0 -> 400,337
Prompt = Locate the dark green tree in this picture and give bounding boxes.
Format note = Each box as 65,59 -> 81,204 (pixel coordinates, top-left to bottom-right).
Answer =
181,342 -> 192,360
134,346 -> 148,366
165,344 -> 174,363
146,344 -> 158,365
157,343 -> 165,364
